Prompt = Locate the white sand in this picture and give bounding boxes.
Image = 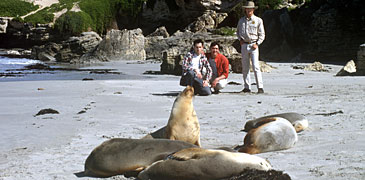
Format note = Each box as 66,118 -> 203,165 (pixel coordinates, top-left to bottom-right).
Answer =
0,61 -> 364,179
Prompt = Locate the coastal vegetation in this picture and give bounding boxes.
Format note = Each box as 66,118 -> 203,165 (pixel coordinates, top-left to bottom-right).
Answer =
0,0 -> 38,17
212,27 -> 236,36
3,0 -> 309,35
2,0 -> 146,35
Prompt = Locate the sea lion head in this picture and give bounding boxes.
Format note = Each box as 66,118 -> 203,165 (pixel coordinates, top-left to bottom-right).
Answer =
293,119 -> 309,132
181,85 -> 194,98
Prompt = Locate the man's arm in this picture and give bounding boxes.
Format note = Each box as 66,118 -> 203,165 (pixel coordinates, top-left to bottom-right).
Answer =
256,18 -> 265,46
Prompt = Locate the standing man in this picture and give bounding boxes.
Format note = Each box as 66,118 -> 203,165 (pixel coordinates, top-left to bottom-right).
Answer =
180,39 -> 212,96
236,1 -> 265,93
206,41 -> 229,94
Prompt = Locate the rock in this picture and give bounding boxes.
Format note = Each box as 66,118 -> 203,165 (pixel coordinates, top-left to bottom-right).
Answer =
31,42 -> 61,61
0,21 -> 53,48
0,18 -> 8,34
57,31 -> 102,63
228,54 -> 275,73
25,63 -> 50,70
147,26 -> 169,38
160,47 -> 183,75
185,10 -> 228,32
81,29 -> 146,62
137,0 -> 240,35
304,61 -> 328,72
146,31 -> 238,74
31,32 -> 101,63
336,60 -> 356,76
34,108 -> 59,116
257,0 -> 365,63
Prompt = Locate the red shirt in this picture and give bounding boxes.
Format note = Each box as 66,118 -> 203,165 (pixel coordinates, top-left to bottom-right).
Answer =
206,53 -> 229,79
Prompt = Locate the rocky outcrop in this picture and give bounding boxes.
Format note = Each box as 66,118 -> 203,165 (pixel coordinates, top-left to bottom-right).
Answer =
56,32 -> 102,63
185,10 -> 228,32
134,0 -> 241,35
81,29 -> 146,62
145,30 -> 238,75
31,31 -> 102,63
0,21 -> 53,48
260,0 -> 365,63
31,42 -> 61,61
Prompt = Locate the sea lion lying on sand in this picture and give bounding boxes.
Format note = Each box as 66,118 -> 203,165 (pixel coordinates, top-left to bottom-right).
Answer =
238,117 -> 298,154
84,138 -> 197,177
243,112 -> 308,133
143,86 -> 201,146
138,147 -> 272,180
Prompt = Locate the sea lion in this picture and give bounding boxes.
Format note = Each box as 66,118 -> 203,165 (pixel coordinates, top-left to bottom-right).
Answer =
144,86 -> 201,146
138,147 -> 272,180
238,117 -> 298,154
84,138 -> 197,177
243,112 -> 309,133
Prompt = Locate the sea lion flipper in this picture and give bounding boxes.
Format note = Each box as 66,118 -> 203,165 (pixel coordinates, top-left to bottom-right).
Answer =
252,117 -> 277,128
167,148 -> 204,161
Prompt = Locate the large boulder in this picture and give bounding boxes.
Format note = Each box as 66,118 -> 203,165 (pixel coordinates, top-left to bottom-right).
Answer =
31,42 -> 61,61
229,54 -> 275,73
336,60 -> 357,76
82,29 -> 146,62
55,32 -> 102,63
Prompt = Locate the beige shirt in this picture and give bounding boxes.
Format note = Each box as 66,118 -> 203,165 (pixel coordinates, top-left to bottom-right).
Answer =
236,14 -> 265,45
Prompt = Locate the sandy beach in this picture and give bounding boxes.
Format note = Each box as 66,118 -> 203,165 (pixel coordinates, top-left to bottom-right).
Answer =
0,61 -> 364,180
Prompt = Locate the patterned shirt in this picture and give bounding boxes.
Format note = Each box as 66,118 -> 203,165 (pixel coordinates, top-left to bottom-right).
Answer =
182,50 -> 212,81
236,14 -> 265,45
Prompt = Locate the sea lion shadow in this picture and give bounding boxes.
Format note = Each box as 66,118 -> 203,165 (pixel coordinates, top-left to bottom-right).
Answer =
151,91 -> 180,97
74,171 -> 86,177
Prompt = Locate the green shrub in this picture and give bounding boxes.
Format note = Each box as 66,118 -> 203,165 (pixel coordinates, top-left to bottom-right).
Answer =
54,11 -> 94,35
79,0 -> 114,34
0,0 -> 38,17
116,0 -> 146,17
78,0 -> 146,34
2,0 -> 146,35
24,8 -> 54,24
12,16 -> 24,23
212,27 -> 236,36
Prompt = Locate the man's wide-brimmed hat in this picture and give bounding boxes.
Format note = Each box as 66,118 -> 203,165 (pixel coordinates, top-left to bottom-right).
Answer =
243,1 -> 258,9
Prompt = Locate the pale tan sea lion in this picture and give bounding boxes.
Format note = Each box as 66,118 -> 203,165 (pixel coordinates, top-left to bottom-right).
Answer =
243,112 -> 309,133
138,147 -> 272,180
238,117 -> 298,154
84,138 -> 197,177
144,86 -> 201,146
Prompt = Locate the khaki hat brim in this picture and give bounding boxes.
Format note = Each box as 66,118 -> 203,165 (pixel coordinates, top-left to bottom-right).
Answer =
243,6 -> 258,9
